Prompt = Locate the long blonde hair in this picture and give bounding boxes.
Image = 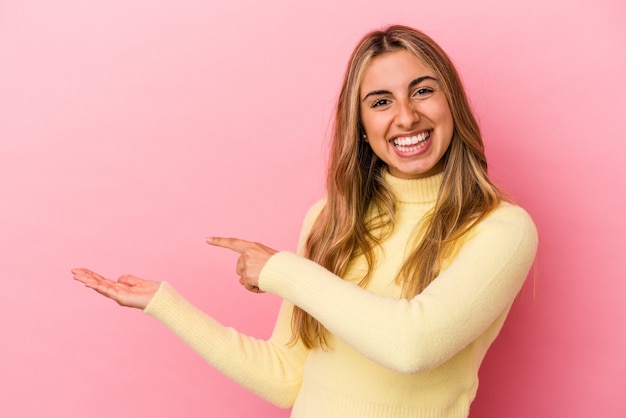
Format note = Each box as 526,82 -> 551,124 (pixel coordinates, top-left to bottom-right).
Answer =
291,25 -> 504,348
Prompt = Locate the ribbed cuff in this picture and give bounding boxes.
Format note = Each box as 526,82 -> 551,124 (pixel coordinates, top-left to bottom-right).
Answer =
258,251 -> 357,319
259,251 -> 329,299
143,282 -> 230,361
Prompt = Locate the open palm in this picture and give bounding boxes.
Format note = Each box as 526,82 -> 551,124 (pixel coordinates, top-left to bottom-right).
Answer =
72,268 -> 160,310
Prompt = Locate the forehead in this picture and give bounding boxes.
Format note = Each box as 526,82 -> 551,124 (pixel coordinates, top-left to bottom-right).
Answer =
360,50 -> 433,92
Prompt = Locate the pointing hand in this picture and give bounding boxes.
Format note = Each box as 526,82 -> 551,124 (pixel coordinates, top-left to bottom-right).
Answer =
206,237 -> 277,293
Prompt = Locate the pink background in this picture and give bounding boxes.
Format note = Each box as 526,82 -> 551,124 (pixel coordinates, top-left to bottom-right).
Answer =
1,0 -> 625,416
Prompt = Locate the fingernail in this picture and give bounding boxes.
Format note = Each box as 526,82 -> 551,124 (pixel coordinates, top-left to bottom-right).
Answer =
205,237 -> 213,243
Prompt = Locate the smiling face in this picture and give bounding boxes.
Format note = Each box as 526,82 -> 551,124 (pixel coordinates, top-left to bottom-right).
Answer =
359,49 -> 454,179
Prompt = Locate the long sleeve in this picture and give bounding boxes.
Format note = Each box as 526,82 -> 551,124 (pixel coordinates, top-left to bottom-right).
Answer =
144,286 -> 307,407
258,203 -> 538,374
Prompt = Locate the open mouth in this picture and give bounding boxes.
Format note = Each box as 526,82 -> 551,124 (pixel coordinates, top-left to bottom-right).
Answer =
392,131 -> 431,152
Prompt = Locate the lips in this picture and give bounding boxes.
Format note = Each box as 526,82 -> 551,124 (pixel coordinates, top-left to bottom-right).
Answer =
391,130 -> 431,152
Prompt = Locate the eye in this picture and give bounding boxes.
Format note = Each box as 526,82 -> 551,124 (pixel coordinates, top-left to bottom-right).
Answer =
413,87 -> 434,97
371,98 -> 391,108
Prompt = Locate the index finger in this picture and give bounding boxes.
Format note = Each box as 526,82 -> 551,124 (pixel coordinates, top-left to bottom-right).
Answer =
206,236 -> 254,254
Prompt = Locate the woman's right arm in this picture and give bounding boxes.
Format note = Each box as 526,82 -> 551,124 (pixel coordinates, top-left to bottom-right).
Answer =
144,283 -> 307,408
71,268 -> 307,408
71,200 -> 325,406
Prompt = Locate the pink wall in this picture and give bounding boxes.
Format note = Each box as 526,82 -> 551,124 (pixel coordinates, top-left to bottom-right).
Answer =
1,0 -> 624,417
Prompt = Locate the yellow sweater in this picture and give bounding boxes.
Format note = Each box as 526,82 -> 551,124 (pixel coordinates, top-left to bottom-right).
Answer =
144,172 -> 538,418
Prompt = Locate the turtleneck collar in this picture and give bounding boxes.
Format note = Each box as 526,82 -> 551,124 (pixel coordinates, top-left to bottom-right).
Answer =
382,170 -> 442,204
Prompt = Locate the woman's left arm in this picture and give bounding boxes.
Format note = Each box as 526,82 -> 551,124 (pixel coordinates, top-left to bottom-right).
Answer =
257,204 -> 538,374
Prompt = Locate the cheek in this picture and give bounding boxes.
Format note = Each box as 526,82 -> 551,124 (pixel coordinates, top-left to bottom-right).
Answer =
361,112 -> 390,138
444,115 -> 454,139
359,109 -> 373,133
435,104 -> 454,138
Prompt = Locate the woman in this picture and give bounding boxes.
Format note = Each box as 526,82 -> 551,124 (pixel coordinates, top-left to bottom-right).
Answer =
73,25 -> 538,417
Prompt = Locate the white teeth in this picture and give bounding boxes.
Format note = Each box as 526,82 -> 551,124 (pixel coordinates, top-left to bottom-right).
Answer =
393,131 -> 429,148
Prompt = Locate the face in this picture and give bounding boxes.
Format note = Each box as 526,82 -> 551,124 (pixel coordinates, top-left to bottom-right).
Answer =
359,50 -> 454,179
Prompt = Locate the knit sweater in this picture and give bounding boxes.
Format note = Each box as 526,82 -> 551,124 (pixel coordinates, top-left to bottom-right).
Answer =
144,172 -> 538,418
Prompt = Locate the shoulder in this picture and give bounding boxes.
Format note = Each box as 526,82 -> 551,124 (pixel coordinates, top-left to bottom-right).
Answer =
483,202 -> 536,234
469,201 -> 538,254
302,198 -> 327,225
296,198 -> 327,254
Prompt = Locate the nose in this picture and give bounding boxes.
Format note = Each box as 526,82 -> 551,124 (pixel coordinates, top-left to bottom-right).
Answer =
395,100 -> 419,130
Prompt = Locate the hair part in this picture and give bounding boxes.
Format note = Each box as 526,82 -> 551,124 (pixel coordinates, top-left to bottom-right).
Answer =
290,25 -> 505,348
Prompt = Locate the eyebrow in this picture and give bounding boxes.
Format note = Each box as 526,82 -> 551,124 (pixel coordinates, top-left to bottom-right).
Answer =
361,76 -> 438,102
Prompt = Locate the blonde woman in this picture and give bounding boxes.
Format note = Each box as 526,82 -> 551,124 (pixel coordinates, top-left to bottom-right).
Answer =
73,25 -> 538,418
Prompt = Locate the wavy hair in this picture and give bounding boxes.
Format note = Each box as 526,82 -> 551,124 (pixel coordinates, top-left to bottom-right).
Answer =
291,25 -> 505,348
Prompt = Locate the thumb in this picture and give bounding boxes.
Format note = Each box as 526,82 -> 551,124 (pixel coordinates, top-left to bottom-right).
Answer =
118,275 -> 141,286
